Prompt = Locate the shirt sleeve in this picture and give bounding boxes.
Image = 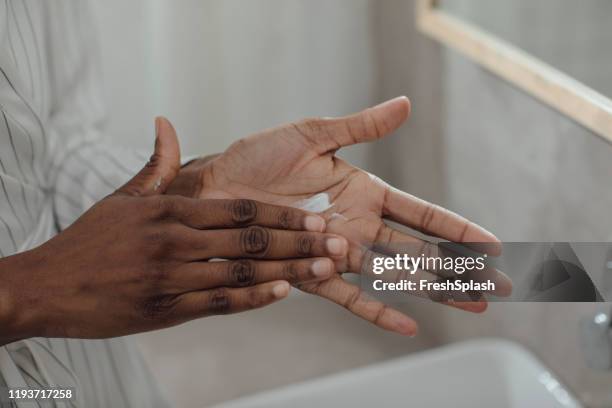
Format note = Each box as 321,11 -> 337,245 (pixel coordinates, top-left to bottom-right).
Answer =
45,2 -> 190,229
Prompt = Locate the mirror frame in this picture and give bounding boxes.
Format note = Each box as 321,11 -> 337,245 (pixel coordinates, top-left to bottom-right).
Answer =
416,0 -> 612,143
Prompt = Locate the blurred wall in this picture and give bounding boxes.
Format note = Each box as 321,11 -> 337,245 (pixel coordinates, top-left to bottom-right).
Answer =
443,0 -> 612,99
369,0 -> 445,204
92,0 -> 444,196
93,0 -> 380,167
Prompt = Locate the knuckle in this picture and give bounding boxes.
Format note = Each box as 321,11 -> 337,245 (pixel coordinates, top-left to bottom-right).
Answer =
145,229 -> 169,249
295,280 -> 320,293
227,138 -> 248,153
294,118 -> 328,143
343,288 -> 362,310
282,261 -> 300,282
144,227 -> 178,259
240,226 -> 271,255
208,288 -> 231,314
363,109 -> 384,138
372,304 -> 388,325
229,199 -> 258,224
142,263 -> 169,283
246,287 -> 265,308
296,233 -> 314,256
277,209 -> 294,229
148,197 -> 174,219
420,203 -> 437,231
362,250 -> 378,276
177,199 -> 196,221
301,117 -> 325,134
228,260 -> 256,287
141,294 -> 180,320
148,227 -> 169,243
147,152 -> 163,168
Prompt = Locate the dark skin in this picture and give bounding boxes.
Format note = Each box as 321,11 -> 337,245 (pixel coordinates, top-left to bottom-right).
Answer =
168,97 -> 512,335
0,98 -> 511,345
0,118 -> 348,346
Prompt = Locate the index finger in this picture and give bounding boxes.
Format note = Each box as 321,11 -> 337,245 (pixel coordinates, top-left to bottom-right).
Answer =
298,277 -> 418,336
166,198 -> 327,232
382,185 -> 502,256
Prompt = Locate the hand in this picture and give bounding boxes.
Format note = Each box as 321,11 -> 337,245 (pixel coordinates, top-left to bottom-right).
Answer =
0,118 -> 347,345
171,97 -> 512,336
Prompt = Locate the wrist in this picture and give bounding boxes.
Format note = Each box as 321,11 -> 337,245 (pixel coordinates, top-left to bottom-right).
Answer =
0,250 -> 45,345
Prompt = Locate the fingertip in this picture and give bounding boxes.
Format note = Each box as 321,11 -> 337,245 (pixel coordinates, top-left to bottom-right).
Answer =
466,227 -> 503,256
464,301 -> 488,313
402,324 -> 418,337
468,225 -> 502,256
495,275 -> 514,297
396,322 -> 418,337
272,281 -> 291,299
375,96 -> 411,121
155,116 -> 174,143
383,308 -> 418,337
482,231 -> 503,256
396,95 -> 412,119
304,214 -> 326,232
326,236 -> 349,258
155,115 -> 169,128
155,116 -> 175,139
311,258 -> 335,278
153,116 -> 180,158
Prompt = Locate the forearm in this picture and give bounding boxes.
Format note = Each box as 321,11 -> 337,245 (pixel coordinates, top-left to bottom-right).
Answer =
0,250 -> 42,347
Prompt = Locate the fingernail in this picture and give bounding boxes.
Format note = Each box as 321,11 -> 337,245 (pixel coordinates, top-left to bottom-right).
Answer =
304,215 -> 325,232
272,281 -> 291,298
311,259 -> 332,277
326,237 -> 348,257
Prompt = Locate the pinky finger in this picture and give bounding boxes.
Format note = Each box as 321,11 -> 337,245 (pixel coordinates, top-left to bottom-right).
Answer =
298,277 -> 418,336
177,280 -> 291,319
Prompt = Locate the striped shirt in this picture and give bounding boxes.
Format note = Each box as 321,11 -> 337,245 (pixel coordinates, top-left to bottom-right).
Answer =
1,1 -> 170,406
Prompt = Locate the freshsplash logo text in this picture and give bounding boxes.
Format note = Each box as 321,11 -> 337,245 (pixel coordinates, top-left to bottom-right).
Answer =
370,253 -> 495,294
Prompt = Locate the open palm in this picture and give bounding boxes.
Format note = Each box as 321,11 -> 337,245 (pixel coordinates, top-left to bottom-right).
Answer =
189,97 -> 509,335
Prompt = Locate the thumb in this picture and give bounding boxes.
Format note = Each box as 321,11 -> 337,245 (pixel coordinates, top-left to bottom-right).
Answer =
116,117 -> 181,196
297,96 -> 411,154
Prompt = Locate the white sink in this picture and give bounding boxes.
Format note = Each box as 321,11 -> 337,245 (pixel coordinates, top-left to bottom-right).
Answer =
212,339 -> 582,408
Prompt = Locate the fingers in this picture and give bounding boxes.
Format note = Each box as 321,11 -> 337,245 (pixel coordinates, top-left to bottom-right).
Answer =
462,265 -> 513,297
369,223 -> 512,297
360,247 -> 488,313
382,184 -> 502,256
167,198 -> 326,232
172,258 -> 335,291
178,226 -> 348,261
298,277 -> 418,336
296,96 -> 411,154
175,280 -> 291,319
116,117 -> 181,196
